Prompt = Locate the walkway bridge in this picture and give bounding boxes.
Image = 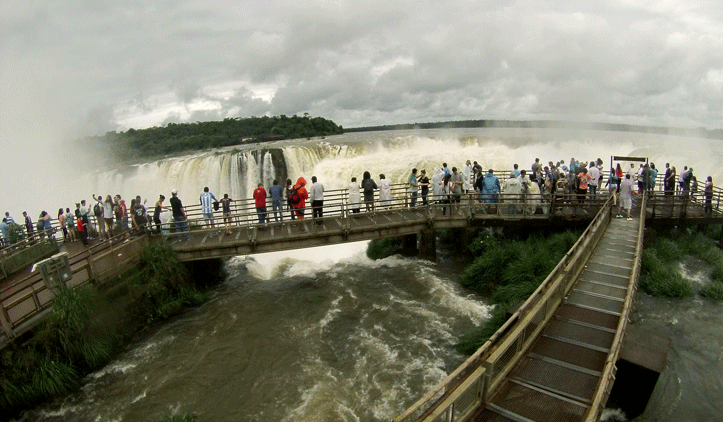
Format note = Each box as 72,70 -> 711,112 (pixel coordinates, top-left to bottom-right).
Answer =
1,184 -> 722,373
394,186 -> 723,422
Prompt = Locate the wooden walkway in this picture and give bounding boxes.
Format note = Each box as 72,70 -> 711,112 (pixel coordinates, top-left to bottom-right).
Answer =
473,217 -> 641,422
393,195 -> 648,422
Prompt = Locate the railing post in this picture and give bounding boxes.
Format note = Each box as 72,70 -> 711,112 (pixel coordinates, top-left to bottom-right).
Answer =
0,304 -> 14,339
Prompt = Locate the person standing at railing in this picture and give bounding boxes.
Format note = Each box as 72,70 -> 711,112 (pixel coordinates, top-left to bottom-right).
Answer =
649,163 -> 658,193
65,207 -> 77,242
577,168 -> 591,204
431,168 -> 444,204
362,171 -> 377,213
115,195 -> 129,234
418,170 -> 430,205
253,183 -> 268,227
38,211 -> 52,239
76,212 -> 89,246
408,168 -> 419,207
0,218 -> 8,247
588,162 -> 600,202
22,211 -> 33,239
220,194 -> 234,235
90,195 -> 106,240
170,189 -> 189,241
153,195 -> 166,234
4,212 -> 14,225
291,177 -> 309,220
618,174 -> 634,220
605,168 -> 619,207
309,176 -> 324,226
450,167 -> 464,215
664,163 -> 673,196
269,180 -> 284,222
58,208 -> 68,242
79,200 -> 93,238
463,160 -> 473,193
704,176 -> 713,214
285,179 -> 296,220
348,177 -> 361,214
199,187 -> 217,230
131,198 -> 149,235
478,169 -> 500,206
379,174 -> 392,208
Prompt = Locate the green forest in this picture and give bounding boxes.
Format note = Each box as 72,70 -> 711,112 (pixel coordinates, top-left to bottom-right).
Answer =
83,114 -> 343,162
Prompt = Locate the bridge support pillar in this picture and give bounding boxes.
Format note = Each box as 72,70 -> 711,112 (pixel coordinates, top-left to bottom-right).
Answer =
461,228 -> 476,252
398,233 -> 419,258
419,229 -> 436,262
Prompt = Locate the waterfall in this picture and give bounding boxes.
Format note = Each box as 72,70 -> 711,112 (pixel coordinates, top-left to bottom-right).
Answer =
83,129 -> 722,207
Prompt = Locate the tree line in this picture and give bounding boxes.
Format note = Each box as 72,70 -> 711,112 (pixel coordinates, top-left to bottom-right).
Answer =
81,114 -> 344,163
346,119 -> 723,140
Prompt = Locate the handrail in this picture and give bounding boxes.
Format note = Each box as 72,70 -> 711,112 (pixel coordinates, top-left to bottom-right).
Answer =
393,195 -> 615,422
583,193 -> 647,422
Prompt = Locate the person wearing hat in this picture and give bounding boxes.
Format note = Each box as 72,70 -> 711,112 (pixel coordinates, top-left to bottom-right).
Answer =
169,189 -> 189,240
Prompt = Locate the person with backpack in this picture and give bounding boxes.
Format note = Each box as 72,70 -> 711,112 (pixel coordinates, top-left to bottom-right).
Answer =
361,171 -> 377,213
285,179 -> 296,220
290,177 -> 309,220
91,194 -> 107,240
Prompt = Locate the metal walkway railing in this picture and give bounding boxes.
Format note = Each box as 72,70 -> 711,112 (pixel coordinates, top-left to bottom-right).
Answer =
394,194 -> 647,422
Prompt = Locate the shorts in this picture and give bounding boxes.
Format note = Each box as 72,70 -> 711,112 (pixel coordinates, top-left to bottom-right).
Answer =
203,212 -> 213,221
621,196 -> 632,210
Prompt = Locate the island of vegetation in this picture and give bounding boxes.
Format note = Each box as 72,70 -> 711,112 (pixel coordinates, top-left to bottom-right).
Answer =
81,114 -> 344,163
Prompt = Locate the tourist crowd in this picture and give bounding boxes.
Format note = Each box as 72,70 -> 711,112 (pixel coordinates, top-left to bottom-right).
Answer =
0,157 -> 715,248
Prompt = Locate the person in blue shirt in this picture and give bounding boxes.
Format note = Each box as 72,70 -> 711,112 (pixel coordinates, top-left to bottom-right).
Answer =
269,180 -> 284,222
199,187 -> 217,229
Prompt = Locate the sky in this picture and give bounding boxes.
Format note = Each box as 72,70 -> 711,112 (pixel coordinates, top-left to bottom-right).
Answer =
1,0 -> 721,217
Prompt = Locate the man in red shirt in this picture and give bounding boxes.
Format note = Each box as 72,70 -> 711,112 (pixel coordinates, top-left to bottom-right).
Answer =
253,183 -> 268,226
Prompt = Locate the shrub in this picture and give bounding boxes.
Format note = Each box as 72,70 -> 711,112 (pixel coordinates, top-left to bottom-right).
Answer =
366,237 -> 403,260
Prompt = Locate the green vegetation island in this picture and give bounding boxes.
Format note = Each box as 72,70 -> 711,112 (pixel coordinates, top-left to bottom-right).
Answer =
79,115 -> 723,164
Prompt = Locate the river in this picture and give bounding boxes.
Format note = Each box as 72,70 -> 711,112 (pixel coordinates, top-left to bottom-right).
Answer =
12,128 -> 723,421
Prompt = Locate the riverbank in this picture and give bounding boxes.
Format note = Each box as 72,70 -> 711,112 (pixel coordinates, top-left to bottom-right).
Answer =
0,243 -> 223,419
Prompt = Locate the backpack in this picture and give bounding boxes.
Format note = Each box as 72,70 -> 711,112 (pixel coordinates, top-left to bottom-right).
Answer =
288,187 -> 301,205
94,202 -> 102,217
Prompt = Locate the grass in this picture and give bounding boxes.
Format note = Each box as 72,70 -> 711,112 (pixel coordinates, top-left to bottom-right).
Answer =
366,237 -> 404,260
456,229 -> 580,355
1,243 -> 215,417
640,227 -> 723,299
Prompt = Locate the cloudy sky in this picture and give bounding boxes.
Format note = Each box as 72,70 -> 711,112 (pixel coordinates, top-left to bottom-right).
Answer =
1,0 -> 722,216
3,0 -> 723,143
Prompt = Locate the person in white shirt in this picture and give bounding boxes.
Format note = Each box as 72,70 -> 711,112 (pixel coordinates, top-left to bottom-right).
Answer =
348,177 -> 361,214
309,176 -> 325,225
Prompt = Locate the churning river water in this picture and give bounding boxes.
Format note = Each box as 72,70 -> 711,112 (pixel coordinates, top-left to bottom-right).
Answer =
17,244 -> 489,421
12,128 -> 723,421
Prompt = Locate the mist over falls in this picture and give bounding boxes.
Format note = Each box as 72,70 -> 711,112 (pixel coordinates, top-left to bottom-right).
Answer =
86,128 -> 722,206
